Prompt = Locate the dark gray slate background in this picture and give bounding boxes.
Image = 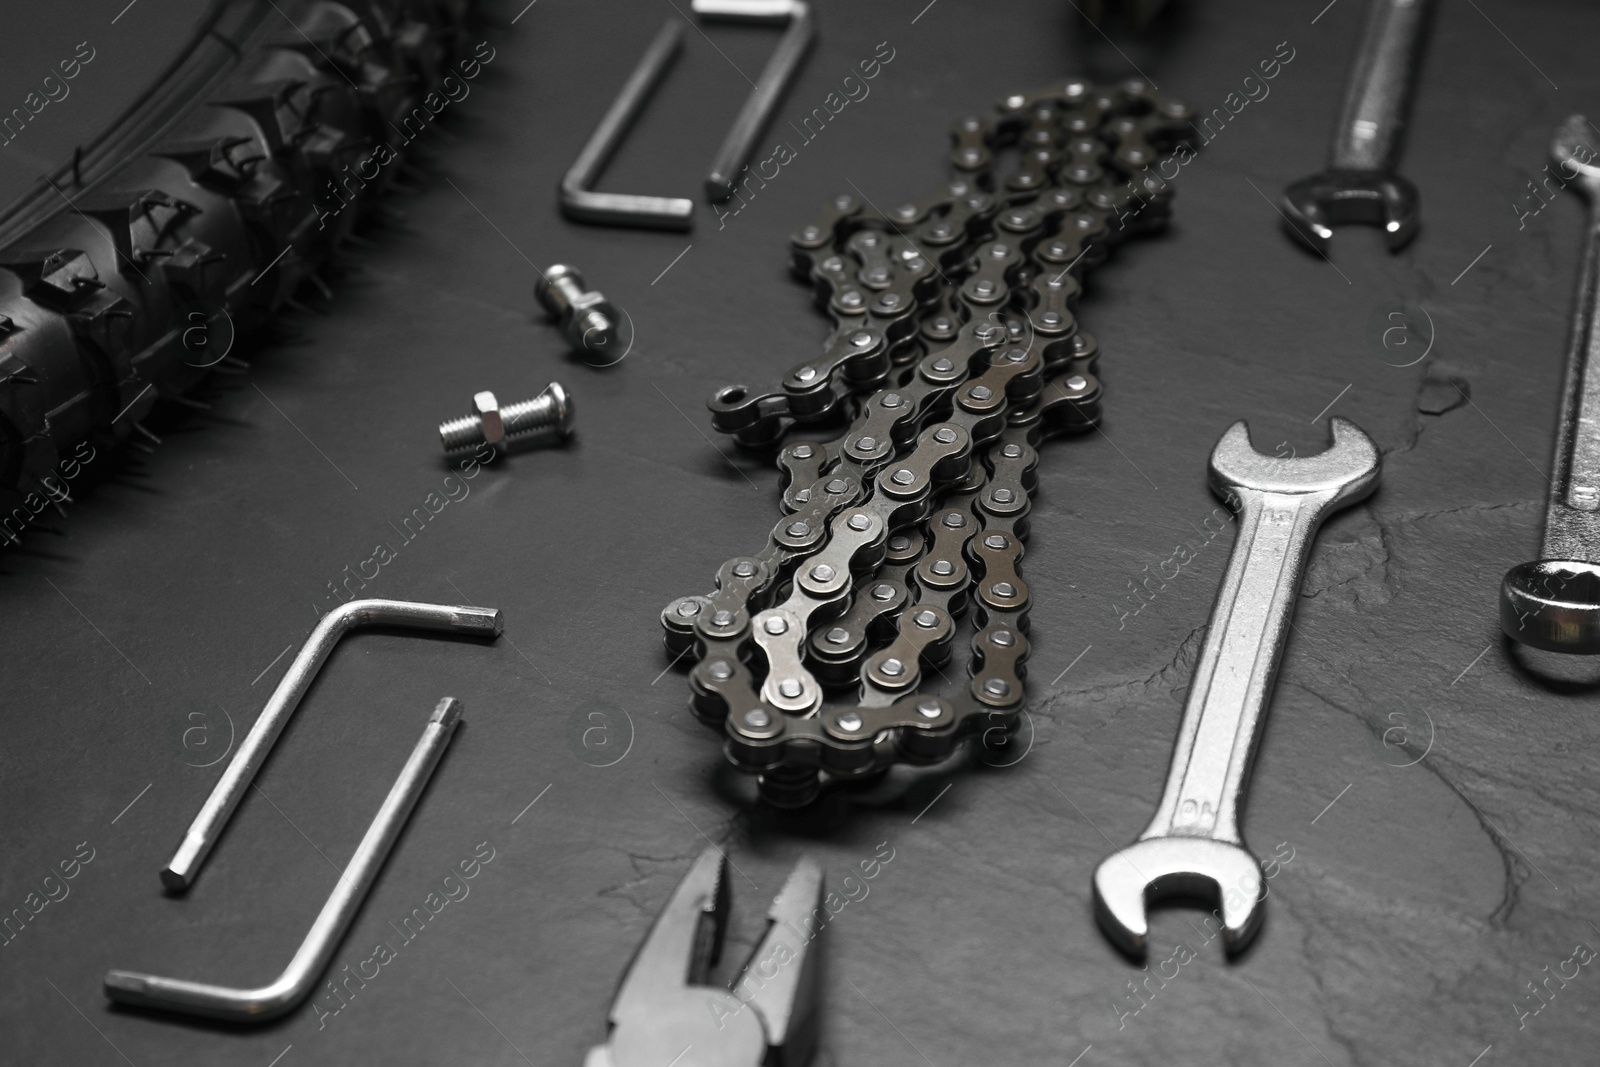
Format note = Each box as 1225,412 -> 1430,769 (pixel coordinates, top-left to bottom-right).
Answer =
2,1 -> 1597,1064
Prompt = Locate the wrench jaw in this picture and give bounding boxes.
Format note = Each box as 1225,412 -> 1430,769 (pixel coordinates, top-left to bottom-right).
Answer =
1209,418 -> 1382,504
1500,560 -> 1600,654
1092,838 -> 1266,959
1280,170 -> 1420,254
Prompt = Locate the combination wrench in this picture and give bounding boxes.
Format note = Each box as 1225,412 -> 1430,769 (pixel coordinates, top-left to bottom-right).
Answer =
1281,0 -> 1435,252
1501,116 -> 1600,653
1094,418 -> 1380,956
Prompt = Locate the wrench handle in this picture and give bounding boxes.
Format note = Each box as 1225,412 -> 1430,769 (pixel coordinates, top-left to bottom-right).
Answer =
1543,194 -> 1600,559
1142,490 -> 1328,845
1329,0 -> 1434,172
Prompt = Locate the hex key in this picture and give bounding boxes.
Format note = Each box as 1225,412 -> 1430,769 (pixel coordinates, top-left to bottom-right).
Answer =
559,20 -> 696,229
106,698 -> 463,1022
696,0 -> 815,202
162,598 -> 501,891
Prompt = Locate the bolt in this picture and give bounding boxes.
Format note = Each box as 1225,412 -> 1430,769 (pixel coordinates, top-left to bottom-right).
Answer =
837,712 -> 864,732
439,383 -> 572,456
535,264 -> 621,357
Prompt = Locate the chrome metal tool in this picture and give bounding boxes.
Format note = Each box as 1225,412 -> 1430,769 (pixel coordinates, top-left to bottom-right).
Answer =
107,698 -> 464,1022
1281,0 -> 1435,251
585,848 -> 823,1067
1094,419 -> 1380,956
1502,116 -> 1600,654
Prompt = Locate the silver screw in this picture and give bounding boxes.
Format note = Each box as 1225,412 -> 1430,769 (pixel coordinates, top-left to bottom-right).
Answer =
439,383 -> 572,456
534,264 -> 620,357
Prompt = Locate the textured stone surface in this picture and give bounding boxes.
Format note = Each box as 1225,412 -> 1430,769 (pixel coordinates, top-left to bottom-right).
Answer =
2,1 -> 1598,1064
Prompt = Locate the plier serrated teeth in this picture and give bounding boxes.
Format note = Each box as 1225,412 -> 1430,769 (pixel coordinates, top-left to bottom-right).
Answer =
585,848 -> 824,1067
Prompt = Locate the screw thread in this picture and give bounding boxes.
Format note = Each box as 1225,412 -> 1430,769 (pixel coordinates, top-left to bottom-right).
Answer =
438,414 -> 483,454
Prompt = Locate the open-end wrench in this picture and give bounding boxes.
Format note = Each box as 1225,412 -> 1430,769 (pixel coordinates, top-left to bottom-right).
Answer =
1502,116 -> 1600,653
1094,418 -> 1380,957
1281,0 -> 1435,252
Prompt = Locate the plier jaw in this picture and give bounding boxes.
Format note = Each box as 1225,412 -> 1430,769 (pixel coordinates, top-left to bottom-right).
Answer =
586,848 -> 824,1067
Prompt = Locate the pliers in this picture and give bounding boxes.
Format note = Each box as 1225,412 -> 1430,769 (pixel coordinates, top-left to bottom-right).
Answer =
584,848 -> 824,1067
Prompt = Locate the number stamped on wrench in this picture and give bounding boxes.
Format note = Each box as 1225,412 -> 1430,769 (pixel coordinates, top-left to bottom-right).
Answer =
1093,418 -> 1380,957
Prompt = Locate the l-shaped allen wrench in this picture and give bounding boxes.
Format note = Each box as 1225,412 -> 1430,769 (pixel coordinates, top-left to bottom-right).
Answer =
162,598 -> 501,891
106,697 -> 464,1021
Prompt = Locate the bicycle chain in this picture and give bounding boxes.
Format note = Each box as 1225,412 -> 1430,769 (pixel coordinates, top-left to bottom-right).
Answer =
663,77 -> 1193,808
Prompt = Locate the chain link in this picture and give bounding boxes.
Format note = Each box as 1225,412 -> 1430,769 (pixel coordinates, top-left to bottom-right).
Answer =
663,76 -> 1194,807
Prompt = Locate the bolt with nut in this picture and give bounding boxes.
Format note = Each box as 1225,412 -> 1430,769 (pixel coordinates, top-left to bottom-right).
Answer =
535,264 -> 622,360
438,383 -> 572,456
